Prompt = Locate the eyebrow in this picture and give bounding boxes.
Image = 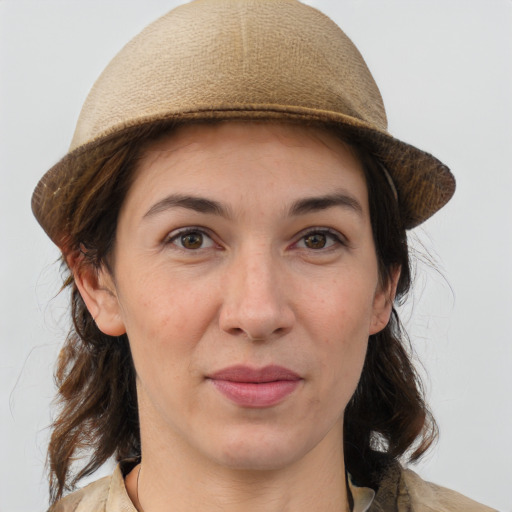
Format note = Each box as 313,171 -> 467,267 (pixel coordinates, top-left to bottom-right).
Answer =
143,191 -> 363,220
288,192 -> 363,217
143,194 -> 229,219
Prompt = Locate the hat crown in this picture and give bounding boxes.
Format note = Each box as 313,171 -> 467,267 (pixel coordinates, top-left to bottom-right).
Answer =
71,0 -> 387,150
32,0 -> 455,241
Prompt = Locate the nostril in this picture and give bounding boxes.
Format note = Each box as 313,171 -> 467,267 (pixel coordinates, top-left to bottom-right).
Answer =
227,325 -> 290,342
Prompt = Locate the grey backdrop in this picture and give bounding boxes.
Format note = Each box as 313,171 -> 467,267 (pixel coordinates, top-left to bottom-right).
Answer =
1,1 -> 511,511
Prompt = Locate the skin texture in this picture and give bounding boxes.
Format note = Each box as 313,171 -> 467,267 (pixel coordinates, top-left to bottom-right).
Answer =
75,122 -> 397,512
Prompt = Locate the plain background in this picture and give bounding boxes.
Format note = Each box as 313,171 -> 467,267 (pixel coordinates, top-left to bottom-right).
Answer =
1,1 -> 511,511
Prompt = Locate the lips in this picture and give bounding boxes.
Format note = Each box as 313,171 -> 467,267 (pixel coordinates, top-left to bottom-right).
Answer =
208,365 -> 302,408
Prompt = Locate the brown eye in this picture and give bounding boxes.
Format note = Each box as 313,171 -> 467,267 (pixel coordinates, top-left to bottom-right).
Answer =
303,233 -> 327,249
167,228 -> 216,251
180,231 -> 204,249
295,230 -> 343,251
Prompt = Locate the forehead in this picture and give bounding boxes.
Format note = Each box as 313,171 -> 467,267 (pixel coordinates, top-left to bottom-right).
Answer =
114,122 -> 375,235
130,121 -> 368,197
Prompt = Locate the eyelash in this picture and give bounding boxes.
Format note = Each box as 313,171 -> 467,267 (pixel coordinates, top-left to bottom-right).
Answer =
291,228 -> 347,251
164,227 -> 218,251
164,227 -> 346,252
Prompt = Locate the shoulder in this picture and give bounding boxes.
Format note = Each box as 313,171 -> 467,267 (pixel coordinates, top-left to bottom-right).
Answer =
48,461 -> 137,512
49,476 -> 110,512
400,468 -> 497,512
370,463 -> 496,512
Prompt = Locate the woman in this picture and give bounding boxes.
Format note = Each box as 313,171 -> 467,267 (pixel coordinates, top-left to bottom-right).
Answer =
31,1 -> 495,511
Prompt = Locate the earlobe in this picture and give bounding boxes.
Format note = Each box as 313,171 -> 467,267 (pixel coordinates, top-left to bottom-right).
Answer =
70,257 -> 126,337
369,266 -> 401,335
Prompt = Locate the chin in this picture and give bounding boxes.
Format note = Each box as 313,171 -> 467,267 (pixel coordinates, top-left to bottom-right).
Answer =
206,424 -> 319,472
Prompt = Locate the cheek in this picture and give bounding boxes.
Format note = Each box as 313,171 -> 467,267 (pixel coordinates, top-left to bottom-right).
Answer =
304,270 -> 377,338
117,270 -> 219,372
301,271 -> 375,394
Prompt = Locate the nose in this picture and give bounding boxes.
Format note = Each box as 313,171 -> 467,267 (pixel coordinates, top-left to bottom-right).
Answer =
219,248 -> 295,341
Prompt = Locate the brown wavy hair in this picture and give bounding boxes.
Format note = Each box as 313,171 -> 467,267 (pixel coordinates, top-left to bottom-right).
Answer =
46,120 -> 437,505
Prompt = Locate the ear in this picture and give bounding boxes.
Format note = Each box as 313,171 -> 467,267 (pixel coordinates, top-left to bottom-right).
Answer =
369,266 -> 401,335
69,254 -> 126,337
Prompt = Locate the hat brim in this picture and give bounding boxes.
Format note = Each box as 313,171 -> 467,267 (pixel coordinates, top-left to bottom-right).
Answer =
32,104 -> 455,246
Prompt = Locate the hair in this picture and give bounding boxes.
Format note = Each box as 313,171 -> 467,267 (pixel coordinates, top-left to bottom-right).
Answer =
46,120 -> 437,505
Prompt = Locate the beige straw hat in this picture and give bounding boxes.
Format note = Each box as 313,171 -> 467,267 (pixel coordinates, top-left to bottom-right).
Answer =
32,0 -> 455,244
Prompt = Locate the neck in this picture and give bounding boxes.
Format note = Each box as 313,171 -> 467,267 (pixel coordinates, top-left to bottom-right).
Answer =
127,422 -> 349,512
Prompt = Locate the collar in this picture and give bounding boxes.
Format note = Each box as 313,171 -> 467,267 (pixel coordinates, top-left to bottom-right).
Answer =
348,473 -> 376,512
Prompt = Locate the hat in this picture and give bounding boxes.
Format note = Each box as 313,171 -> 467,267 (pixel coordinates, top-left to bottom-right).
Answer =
32,0 -> 455,244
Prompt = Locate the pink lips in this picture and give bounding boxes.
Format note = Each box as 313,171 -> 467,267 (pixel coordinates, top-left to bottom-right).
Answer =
208,365 -> 301,408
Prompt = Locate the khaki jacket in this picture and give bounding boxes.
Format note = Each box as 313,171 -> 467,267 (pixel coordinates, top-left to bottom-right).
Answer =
367,463 -> 497,512
51,462 -> 497,512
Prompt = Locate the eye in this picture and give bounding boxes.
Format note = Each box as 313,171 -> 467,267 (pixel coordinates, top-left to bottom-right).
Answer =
166,228 -> 216,250
294,229 -> 344,250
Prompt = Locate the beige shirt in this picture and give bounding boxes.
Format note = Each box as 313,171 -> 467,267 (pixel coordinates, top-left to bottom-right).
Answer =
50,462 -> 496,512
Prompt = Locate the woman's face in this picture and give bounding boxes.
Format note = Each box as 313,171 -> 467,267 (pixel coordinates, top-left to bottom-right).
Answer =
81,122 -> 395,472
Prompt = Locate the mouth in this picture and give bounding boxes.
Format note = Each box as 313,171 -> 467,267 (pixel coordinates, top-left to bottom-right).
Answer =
208,365 -> 302,408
